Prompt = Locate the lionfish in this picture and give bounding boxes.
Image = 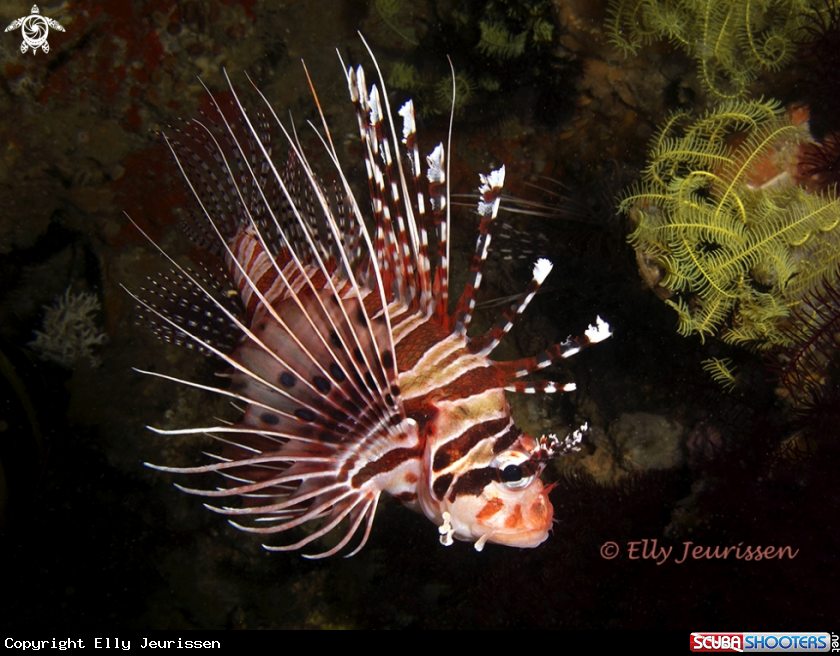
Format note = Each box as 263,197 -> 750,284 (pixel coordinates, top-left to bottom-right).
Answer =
128,39 -> 611,558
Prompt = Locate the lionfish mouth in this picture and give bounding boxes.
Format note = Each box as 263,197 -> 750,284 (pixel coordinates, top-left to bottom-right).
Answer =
128,34 -> 611,558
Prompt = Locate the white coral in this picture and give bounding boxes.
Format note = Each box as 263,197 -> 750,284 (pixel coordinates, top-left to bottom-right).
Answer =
29,288 -> 108,367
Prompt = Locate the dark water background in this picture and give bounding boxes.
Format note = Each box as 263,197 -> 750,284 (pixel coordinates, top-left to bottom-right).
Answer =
0,0 -> 837,629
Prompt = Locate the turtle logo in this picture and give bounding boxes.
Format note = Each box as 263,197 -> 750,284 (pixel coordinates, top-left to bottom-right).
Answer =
5,5 -> 65,55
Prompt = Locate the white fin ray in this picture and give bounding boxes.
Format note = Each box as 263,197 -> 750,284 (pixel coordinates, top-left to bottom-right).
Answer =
153,129 -> 383,431
245,71 -> 404,433
183,89 -> 394,429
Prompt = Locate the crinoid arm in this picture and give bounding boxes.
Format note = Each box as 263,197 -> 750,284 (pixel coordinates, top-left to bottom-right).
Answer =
623,98 -> 840,350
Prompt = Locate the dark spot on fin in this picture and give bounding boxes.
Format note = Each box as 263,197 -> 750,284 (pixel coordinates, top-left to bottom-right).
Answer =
382,350 -> 393,370
295,408 -> 315,422
329,363 -> 346,383
329,330 -> 342,348
260,412 -> 280,425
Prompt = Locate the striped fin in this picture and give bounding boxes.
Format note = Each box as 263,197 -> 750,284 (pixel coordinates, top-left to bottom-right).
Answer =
346,68 -> 428,310
399,100 -> 432,314
453,166 -> 505,337
427,144 -> 450,324
468,257 -> 553,356
492,315 -> 613,383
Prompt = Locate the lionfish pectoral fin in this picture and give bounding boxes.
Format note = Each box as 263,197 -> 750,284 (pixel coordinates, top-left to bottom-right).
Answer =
120,216 -> 255,370
256,489 -> 380,560
132,262 -> 243,357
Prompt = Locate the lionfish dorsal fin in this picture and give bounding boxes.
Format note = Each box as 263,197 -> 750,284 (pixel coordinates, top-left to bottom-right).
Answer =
346,71 -> 420,309
426,143 -> 449,325
452,166 -> 506,337
468,257 -> 553,357
345,40 -> 453,324
398,99 -> 433,314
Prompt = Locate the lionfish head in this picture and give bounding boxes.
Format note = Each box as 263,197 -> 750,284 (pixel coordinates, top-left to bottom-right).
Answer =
433,431 -> 555,551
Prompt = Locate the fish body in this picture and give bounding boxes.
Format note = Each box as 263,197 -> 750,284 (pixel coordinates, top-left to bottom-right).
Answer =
132,41 -> 610,558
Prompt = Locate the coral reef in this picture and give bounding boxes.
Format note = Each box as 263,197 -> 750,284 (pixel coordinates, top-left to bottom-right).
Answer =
621,99 -> 840,349
28,289 -> 107,367
579,412 -> 686,484
606,0 -> 824,98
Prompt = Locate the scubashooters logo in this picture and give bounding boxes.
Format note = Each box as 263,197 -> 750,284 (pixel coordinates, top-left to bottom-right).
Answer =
690,632 -> 830,652
5,5 -> 65,54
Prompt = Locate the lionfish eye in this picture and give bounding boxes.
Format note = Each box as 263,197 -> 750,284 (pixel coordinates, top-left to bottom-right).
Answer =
492,450 -> 536,490
501,464 -> 523,482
